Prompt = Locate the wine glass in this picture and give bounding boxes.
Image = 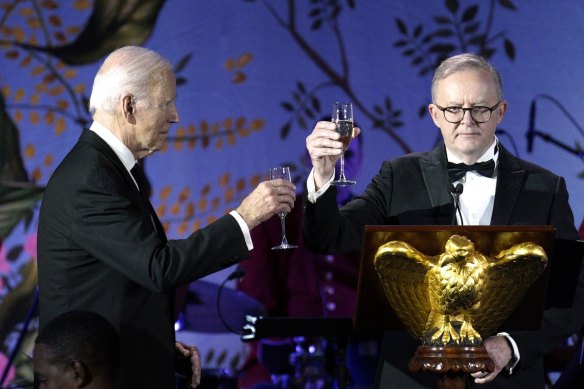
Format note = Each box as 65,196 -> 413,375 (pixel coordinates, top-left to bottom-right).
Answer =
330,101 -> 356,186
269,166 -> 298,250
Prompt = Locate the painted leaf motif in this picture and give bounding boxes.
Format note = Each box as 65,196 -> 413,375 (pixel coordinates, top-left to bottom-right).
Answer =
0,93 -> 28,183
0,182 -> 44,238
0,92 -> 43,237
0,259 -> 38,345
19,0 -> 165,65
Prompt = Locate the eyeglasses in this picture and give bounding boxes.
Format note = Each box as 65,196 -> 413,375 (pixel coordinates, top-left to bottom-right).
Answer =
434,101 -> 502,124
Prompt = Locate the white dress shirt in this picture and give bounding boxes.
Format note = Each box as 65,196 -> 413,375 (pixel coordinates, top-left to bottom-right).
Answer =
446,140 -> 498,226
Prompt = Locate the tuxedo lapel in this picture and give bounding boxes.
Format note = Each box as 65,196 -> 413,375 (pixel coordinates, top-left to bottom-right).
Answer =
80,130 -> 167,242
491,145 -> 526,225
80,130 -> 139,199
420,143 -> 453,209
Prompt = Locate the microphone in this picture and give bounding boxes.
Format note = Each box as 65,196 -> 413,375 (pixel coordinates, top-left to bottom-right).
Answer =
453,183 -> 463,195
527,100 -> 536,153
450,183 -> 464,225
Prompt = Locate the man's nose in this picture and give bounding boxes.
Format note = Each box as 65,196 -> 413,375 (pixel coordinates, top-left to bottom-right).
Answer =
459,109 -> 474,125
169,103 -> 179,123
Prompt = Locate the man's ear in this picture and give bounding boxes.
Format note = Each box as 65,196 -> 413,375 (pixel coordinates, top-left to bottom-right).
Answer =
70,360 -> 91,388
496,100 -> 508,124
122,95 -> 135,121
428,104 -> 441,128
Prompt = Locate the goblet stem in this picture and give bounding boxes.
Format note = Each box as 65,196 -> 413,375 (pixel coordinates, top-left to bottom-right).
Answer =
339,154 -> 347,181
272,214 -> 297,250
330,153 -> 355,186
279,215 -> 289,246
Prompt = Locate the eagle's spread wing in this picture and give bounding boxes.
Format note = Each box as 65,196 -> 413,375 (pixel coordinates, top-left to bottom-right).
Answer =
472,242 -> 547,336
374,241 -> 434,339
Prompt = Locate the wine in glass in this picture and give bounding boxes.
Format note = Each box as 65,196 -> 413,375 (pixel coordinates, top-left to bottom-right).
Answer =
330,102 -> 356,186
269,166 -> 298,250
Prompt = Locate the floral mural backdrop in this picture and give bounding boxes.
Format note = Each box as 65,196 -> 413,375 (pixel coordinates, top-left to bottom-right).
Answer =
0,0 -> 583,385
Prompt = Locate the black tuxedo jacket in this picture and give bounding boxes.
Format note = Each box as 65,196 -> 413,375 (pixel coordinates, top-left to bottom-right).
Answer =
38,130 -> 249,389
303,142 -> 580,388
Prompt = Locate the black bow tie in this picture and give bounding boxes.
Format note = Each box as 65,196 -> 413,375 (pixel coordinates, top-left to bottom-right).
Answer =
447,159 -> 495,181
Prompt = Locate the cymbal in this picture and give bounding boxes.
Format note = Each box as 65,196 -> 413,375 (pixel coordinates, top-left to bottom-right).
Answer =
181,280 -> 264,333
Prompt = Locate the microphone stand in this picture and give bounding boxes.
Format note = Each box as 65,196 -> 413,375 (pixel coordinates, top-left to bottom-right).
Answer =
450,183 -> 464,226
530,129 -> 584,160
526,94 -> 584,161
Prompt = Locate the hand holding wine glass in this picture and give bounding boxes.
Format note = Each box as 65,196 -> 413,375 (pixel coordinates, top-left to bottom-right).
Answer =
269,166 -> 298,250
330,102 -> 356,186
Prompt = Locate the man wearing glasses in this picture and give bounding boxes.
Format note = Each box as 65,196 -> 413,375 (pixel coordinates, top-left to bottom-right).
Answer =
302,53 -> 581,388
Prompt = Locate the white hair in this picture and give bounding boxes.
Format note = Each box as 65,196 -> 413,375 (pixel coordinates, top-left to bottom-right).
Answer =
88,46 -> 173,115
431,53 -> 503,103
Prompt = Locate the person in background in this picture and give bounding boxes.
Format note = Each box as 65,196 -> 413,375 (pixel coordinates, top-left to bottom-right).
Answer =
302,52 -> 581,388
33,311 -> 120,389
237,132 -> 381,388
37,46 -> 296,389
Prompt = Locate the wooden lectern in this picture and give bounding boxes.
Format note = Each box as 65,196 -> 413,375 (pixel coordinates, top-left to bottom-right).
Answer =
353,225 -> 581,389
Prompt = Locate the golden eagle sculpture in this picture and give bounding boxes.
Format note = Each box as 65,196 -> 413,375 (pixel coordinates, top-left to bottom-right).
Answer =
374,234 -> 547,347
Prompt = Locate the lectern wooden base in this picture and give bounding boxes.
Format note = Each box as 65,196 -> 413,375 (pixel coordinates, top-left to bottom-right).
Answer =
409,346 -> 495,389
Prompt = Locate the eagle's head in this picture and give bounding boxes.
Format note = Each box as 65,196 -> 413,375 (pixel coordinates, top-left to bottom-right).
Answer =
439,235 -> 475,267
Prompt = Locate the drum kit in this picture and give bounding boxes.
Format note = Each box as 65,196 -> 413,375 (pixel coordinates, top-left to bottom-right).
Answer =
175,280 -> 261,389
177,280 -> 354,389
180,279 -> 265,334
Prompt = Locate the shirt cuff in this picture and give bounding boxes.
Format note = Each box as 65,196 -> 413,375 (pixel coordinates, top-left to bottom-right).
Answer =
306,168 -> 335,203
229,210 -> 253,251
497,332 -> 520,374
